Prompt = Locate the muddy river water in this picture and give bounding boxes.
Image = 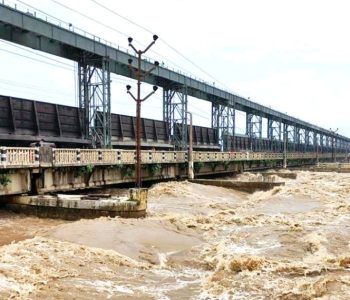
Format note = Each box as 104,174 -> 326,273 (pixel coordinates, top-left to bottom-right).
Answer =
0,171 -> 350,299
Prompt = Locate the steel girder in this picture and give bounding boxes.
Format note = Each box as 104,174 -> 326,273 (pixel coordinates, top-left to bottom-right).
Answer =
163,84 -> 188,149
78,55 -> 111,148
212,104 -> 235,151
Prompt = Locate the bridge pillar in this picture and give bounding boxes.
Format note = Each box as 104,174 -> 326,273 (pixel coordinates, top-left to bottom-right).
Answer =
163,84 -> 188,150
211,104 -> 235,151
78,56 -> 111,148
246,113 -> 262,151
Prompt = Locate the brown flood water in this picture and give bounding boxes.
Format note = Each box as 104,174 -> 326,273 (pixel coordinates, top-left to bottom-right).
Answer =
0,171 -> 350,299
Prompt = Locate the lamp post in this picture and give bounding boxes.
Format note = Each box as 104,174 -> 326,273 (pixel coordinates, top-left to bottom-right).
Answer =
126,35 -> 159,188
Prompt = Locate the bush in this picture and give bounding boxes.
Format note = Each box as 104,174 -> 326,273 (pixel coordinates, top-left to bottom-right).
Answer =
0,174 -> 11,187
148,164 -> 162,177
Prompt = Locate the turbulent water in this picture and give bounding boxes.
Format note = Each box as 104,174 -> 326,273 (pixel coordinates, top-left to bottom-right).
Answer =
0,171 -> 350,299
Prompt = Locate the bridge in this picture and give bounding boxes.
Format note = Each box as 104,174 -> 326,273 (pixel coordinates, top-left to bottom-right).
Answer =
0,2 -> 349,200
0,146 -> 346,196
0,2 -> 349,153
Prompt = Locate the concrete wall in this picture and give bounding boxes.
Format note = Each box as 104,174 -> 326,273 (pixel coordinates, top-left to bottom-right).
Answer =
0,169 -> 30,196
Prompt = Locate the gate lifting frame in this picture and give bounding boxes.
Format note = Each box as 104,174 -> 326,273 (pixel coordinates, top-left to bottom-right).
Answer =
78,55 -> 111,148
212,103 -> 235,151
163,84 -> 188,150
267,119 -> 282,151
246,112 -> 262,150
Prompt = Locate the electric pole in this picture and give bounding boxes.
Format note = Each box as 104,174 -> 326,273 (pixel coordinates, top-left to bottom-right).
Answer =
126,35 -> 159,188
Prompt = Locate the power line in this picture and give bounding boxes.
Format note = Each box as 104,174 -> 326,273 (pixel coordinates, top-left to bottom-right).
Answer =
0,78 -> 73,96
48,0 -> 129,39
0,40 -> 74,68
0,47 -> 74,71
47,0 -> 199,78
89,0 -> 231,90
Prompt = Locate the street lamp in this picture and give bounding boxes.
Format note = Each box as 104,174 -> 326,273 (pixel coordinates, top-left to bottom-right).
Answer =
126,35 -> 159,188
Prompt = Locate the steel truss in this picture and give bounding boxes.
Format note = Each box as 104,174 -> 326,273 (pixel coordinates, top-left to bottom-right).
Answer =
267,119 -> 282,151
212,104 -> 235,151
246,113 -> 262,150
78,55 -> 111,148
163,84 -> 188,149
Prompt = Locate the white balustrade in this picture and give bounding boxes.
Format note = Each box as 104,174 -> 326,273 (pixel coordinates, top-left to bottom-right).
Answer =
0,147 -> 38,167
0,146 -> 344,169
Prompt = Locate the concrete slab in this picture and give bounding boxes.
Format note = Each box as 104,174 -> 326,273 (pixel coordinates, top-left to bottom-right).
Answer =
6,188 -> 147,220
190,179 -> 284,193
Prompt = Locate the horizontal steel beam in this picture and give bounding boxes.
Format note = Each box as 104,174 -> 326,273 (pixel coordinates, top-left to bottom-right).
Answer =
0,4 -> 349,143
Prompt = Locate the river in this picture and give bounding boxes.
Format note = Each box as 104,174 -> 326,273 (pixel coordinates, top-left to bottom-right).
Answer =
0,171 -> 349,299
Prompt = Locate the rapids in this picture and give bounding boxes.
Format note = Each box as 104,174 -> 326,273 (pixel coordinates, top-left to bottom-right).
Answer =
0,171 -> 350,299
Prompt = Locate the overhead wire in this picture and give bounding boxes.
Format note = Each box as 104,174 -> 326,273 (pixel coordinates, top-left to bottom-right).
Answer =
88,0 -> 232,90
46,0 -> 200,78
0,47 -> 74,71
8,0 -> 237,127
0,40 -> 74,68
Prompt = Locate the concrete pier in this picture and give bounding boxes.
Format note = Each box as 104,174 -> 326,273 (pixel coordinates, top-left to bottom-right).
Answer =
6,188 -> 148,220
190,179 -> 284,193
310,163 -> 350,173
260,172 -> 297,179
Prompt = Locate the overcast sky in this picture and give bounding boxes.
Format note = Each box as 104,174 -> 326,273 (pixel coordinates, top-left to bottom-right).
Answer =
0,0 -> 349,136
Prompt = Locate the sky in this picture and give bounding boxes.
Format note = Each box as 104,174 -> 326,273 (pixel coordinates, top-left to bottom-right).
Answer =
0,0 -> 349,137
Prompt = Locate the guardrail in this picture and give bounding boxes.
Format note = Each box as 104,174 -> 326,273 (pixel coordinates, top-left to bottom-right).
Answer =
0,147 -> 347,168
0,147 -> 39,168
52,149 -> 188,167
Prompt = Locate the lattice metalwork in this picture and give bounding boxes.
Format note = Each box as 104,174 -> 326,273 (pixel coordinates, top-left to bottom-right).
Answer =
267,119 -> 282,151
246,113 -> 262,150
163,84 -> 188,149
78,55 -> 111,148
283,124 -> 296,151
212,104 -> 235,151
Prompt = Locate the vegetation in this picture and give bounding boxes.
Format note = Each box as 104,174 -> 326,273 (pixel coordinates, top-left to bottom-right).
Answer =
109,163 -> 124,170
194,161 -> 204,173
209,161 -> 220,172
223,161 -> 231,171
0,173 -> 11,187
148,163 -> 162,177
123,166 -> 135,179
76,164 -> 94,177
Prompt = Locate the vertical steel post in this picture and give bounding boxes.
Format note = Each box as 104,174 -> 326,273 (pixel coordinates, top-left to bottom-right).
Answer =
78,55 -> 111,148
211,103 -> 235,151
163,85 -> 188,149
246,113 -> 262,151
